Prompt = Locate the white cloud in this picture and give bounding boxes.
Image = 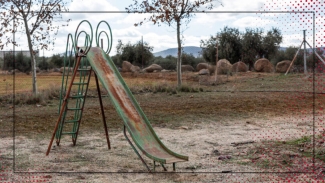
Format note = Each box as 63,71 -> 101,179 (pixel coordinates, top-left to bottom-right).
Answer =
68,0 -> 119,12
232,16 -> 275,28
281,33 -> 302,47
115,13 -> 151,26
193,13 -> 237,26
182,35 -> 209,48
62,1 -> 122,25
113,28 -> 142,38
213,0 -> 265,11
109,32 -> 176,54
5,0 -> 323,57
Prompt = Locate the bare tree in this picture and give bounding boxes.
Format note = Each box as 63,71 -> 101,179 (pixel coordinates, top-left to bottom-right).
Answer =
126,0 -> 222,87
0,0 -> 70,94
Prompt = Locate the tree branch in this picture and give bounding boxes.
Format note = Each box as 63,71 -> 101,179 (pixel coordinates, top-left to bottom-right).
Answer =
26,0 -> 32,15
30,0 -> 62,35
30,0 -> 45,34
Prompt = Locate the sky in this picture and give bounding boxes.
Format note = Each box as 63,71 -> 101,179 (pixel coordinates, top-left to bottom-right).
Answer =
4,0 -> 325,57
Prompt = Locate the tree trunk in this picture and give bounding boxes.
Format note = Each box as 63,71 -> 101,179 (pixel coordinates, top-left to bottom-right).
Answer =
176,20 -> 182,88
23,17 -> 37,94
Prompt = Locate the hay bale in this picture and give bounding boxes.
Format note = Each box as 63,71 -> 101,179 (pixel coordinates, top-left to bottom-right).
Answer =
196,63 -> 209,71
182,65 -> 194,72
161,69 -> 172,73
208,65 -> 216,75
216,59 -> 232,75
254,58 -> 274,73
142,64 -> 163,73
130,65 -> 141,73
276,60 -> 292,73
196,63 -> 215,75
232,61 -> 248,72
121,61 -> 133,72
198,69 -> 210,75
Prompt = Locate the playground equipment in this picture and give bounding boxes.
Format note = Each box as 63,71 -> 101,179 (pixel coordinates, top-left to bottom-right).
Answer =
45,20 -> 188,172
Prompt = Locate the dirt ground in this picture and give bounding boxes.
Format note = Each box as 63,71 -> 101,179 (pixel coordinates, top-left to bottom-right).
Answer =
1,71 -> 325,182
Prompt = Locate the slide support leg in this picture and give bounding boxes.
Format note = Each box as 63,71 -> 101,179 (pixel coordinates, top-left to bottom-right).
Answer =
124,125 -> 151,172
95,73 -> 111,150
161,163 -> 167,171
153,161 -> 156,172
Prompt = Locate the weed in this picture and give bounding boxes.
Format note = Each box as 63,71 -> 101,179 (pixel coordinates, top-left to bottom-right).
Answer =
177,84 -> 201,93
286,136 -> 311,146
258,159 -> 270,168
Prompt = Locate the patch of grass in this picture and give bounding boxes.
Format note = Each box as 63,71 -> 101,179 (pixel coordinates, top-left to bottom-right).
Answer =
129,82 -> 203,94
177,84 -> 202,93
68,154 -> 88,162
286,135 -> 325,162
315,151 -> 325,162
236,161 -> 250,166
238,135 -> 325,171
0,83 -> 61,105
286,136 -> 311,146
153,83 -> 177,94
257,159 -> 271,168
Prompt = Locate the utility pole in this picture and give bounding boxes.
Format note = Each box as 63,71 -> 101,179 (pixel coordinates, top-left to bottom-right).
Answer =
216,41 -> 218,66
43,49 -> 45,71
214,36 -> 219,82
142,36 -> 144,68
303,30 -> 307,74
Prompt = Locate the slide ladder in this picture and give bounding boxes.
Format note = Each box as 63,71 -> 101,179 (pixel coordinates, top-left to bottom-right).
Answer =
55,53 -> 91,145
52,52 -> 110,148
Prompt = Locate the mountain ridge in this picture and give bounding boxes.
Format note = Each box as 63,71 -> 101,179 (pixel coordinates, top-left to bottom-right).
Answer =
153,46 -> 202,58
153,46 -> 325,58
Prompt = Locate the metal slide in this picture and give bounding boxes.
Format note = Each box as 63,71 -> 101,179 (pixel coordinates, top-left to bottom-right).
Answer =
86,47 -> 188,170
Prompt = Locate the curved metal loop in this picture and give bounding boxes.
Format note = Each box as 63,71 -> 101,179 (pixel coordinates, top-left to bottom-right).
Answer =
75,20 -> 93,55
95,20 -> 113,54
97,31 -> 110,53
76,30 -> 91,54
65,33 -> 75,64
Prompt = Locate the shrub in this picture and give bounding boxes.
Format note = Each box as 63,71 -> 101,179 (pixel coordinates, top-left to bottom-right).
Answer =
152,55 -> 177,70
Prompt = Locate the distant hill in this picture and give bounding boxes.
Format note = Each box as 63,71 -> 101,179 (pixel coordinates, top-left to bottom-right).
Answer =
153,46 -> 202,58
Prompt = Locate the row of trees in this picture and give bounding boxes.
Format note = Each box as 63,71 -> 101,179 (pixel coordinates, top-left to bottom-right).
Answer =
1,47 -> 204,72
2,52 -> 64,72
4,40 -> 322,73
200,26 -> 283,69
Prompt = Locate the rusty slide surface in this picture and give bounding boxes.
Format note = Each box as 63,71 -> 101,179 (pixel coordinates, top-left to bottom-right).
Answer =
86,47 -> 188,164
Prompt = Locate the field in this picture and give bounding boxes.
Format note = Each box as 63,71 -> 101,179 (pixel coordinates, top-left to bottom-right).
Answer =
1,71 -> 325,182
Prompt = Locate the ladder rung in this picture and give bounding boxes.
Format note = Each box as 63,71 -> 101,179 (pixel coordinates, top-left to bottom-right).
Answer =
65,119 -> 80,123
77,68 -> 91,71
72,82 -> 88,85
67,107 -> 82,110
61,132 -> 77,135
69,95 -> 85,99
